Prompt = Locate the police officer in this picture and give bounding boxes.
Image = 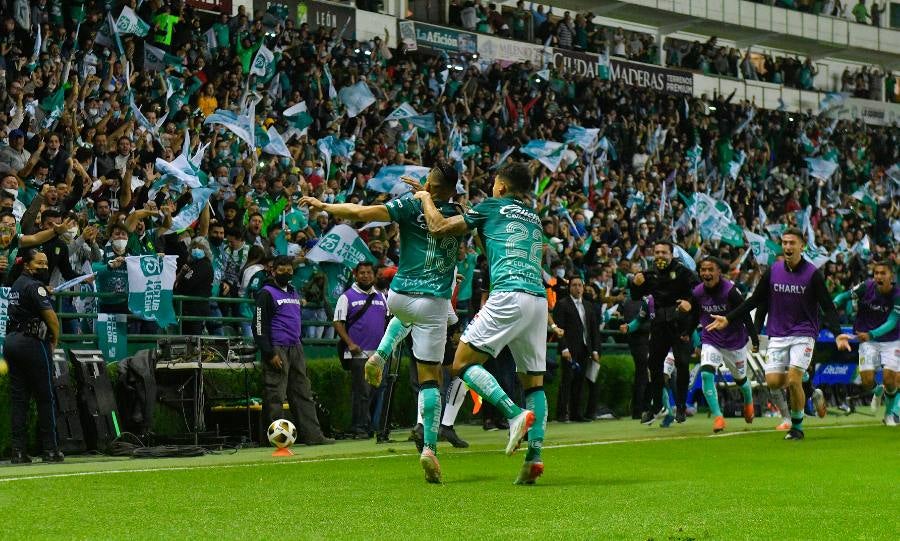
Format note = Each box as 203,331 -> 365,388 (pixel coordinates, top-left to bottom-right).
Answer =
5,249 -> 64,464
253,256 -> 334,446
629,240 -> 699,424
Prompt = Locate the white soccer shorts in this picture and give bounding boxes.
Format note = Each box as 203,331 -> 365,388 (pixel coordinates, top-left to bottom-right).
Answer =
461,291 -> 548,374
764,336 -> 815,374
859,341 -> 900,373
700,343 -> 749,379
387,290 -> 453,363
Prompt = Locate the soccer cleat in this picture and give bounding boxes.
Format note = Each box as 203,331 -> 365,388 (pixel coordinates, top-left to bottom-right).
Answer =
712,416 -> 726,433
812,388 -> 827,418
776,419 -> 792,431
884,414 -> 898,427
505,410 -> 535,456
743,404 -> 755,424
660,411 -> 675,428
685,405 -> 697,417
10,449 -> 32,465
41,450 -> 64,463
640,411 -> 655,425
784,428 -> 805,441
419,448 -> 442,484
514,461 -> 544,485
675,408 -> 687,424
364,353 -> 386,386
439,425 -> 469,448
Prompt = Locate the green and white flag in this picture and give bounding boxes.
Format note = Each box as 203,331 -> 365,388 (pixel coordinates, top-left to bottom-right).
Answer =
306,224 -> 376,269
97,313 -> 128,362
744,229 -> 780,265
250,44 -> 275,77
126,255 -> 178,328
39,86 -> 65,129
144,42 -> 183,72
116,6 -> 150,37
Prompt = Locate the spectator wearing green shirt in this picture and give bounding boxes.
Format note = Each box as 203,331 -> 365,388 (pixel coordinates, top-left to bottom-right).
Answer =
153,7 -> 181,47
213,12 -> 231,50
851,0 -> 869,23
236,36 -> 263,75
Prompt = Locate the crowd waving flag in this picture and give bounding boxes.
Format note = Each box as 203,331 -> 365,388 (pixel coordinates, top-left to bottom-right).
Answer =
126,256 -> 178,328
338,82 -> 376,118
306,225 -> 377,268
521,140 -> 566,172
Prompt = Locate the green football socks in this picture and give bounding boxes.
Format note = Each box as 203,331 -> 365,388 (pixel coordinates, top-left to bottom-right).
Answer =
461,364 -> 522,419
525,388 -> 547,462
873,384 -> 884,399
738,378 -> 753,405
790,409 -> 804,431
419,383 -> 441,453
884,389 -> 898,418
702,371 -> 722,417
375,317 -> 412,360
661,387 -> 672,412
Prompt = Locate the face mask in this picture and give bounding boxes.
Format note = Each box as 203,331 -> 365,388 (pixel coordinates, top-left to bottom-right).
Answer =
88,108 -> 99,116
191,248 -> 205,259
112,238 -> 128,253
32,268 -> 50,284
113,111 -> 121,119
217,176 -> 229,184
555,268 -> 566,278
274,272 -> 292,287
303,167 -> 313,175
209,237 -> 223,247
280,158 -> 291,167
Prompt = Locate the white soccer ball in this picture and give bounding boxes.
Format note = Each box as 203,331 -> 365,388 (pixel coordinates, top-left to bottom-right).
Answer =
267,419 -> 297,449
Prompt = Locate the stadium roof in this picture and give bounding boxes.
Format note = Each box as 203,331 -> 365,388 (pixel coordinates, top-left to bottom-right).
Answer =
543,0 -> 900,71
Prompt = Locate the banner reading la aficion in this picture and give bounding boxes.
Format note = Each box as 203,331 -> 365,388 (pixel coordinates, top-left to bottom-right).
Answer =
126,255 -> 178,328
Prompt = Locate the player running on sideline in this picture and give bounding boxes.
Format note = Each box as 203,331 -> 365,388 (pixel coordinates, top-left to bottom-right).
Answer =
416,162 -> 546,484
300,161 -> 466,483
833,261 -> 900,425
680,257 -> 760,433
707,228 -> 851,440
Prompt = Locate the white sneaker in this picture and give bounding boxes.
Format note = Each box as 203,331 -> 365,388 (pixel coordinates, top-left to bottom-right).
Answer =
505,410 -> 535,457
812,388 -> 827,418
884,414 -> 898,427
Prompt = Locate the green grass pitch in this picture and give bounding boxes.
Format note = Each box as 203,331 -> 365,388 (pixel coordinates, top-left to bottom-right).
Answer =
1,415 -> 895,540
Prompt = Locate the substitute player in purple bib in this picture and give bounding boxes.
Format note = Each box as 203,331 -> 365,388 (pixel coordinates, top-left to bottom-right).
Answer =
833,261 -> 900,425
680,257 -> 760,433
416,163 -> 546,484
706,228 -> 851,440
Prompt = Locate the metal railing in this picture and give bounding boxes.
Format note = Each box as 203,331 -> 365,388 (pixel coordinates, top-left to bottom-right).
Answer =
51,290 -> 632,353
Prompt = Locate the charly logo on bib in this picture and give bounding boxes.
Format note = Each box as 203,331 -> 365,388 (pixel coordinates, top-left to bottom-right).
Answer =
140,257 -> 161,276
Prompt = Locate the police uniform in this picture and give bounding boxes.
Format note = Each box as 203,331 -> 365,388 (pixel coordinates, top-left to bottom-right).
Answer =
4,273 -> 60,459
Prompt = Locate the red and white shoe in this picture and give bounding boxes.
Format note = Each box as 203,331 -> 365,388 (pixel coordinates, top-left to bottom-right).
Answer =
419,448 -> 442,484
514,461 -> 544,485
505,410 -> 535,456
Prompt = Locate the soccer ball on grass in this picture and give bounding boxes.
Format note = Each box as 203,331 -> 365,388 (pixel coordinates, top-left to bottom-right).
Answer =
267,419 -> 297,449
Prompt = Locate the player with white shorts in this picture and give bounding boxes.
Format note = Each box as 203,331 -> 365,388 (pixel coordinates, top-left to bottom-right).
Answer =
833,261 -> 900,425
417,162 -> 549,484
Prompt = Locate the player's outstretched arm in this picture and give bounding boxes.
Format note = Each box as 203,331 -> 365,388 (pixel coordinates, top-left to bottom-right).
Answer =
415,191 -> 468,237
298,196 -> 390,222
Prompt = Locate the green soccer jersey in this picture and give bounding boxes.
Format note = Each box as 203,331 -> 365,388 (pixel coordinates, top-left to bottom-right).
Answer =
384,197 -> 461,299
463,197 -> 545,297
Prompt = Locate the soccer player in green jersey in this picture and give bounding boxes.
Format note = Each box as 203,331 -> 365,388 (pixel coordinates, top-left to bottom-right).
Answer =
300,162 -> 466,483
416,162 -> 548,484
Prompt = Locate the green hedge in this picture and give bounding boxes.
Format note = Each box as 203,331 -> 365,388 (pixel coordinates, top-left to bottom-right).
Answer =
0,349 -> 637,456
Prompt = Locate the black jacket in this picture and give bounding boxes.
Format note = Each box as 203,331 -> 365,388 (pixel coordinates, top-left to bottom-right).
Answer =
629,260 -> 699,333
553,295 -> 603,358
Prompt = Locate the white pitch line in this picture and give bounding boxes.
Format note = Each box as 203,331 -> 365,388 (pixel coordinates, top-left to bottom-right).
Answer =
0,423 -> 878,484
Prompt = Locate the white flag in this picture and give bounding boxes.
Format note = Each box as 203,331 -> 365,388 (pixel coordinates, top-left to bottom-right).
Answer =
116,6 -> 150,37
126,255 -> 178,327
250,45 -> 274,77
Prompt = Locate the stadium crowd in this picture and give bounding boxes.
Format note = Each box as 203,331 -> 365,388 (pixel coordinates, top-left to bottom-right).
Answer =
0,0 -> 897,344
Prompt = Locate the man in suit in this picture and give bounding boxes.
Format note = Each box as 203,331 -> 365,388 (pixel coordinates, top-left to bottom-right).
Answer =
553,275 -> 602,422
